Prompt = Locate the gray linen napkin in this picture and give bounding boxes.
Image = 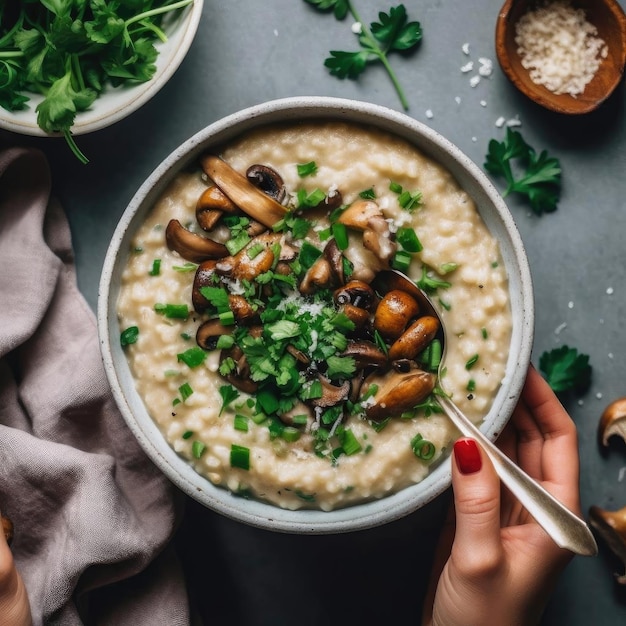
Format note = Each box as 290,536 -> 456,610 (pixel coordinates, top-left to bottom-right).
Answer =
0,147 -> 190,625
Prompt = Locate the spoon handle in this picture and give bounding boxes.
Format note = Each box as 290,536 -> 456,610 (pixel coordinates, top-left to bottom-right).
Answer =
438,395 -> 598,556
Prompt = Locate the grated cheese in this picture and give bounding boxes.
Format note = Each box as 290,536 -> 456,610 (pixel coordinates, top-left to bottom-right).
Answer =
514,0 -> 607,96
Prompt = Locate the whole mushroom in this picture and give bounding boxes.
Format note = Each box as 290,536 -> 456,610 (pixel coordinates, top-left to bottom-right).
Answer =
598,397 -> 626,447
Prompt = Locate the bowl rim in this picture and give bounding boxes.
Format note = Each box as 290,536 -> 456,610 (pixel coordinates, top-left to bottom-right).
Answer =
0,0 -> 204,137
97,96 -> 535,534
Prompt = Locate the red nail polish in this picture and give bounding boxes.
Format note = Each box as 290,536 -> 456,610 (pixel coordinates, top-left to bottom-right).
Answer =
454,438 -> 482,475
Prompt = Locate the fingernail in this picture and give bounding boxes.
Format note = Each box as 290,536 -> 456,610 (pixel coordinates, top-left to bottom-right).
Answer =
454,438 -> 482,475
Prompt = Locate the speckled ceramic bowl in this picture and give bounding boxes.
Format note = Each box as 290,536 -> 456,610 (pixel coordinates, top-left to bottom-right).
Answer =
98,97 -> 534,534
0,0 -> 203,136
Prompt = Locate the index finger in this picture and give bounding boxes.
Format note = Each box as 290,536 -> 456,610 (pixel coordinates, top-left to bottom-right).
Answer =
514,366 -> 580,506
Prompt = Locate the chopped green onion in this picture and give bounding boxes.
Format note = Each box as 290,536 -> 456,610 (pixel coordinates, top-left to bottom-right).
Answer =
216,335 -> 235,350
219,310 -> 236,326
465,354 -> 479,370
440,262 -> 459,274
281,427 -> 301,442
411,433 -> 436,460
149,259 -> 161,275
230,444 -> 250,470
397,189 -> 423,212
339,429 -> 362,456
177,346 -> 207,368
247,243 -> 265,259
331,222 -> 349,250
481,327 -> 488,339
120,326 -> 139,346
192,440 -> 206,459
179,382 -> 193,402
359,187 -> 376,199
389,181 -> 403,194
391,250 -> 412,272
225,230 -> 250,256
234,414 -> 249,432
467,379 -> 476,392
396,227 -> 423,253
154,303 -> 189,319
297,161 -> 318,177
173,262 -> 198,272
182,430 -> 194,440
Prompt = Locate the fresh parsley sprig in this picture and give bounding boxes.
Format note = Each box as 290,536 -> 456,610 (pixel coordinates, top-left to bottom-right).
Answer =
539,345 -> 592,394
304,1 -> 422,110
484,128 -> 562,215
0,0 -> 194,163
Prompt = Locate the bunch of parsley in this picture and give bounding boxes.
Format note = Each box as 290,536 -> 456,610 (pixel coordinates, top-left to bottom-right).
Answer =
0,0 -> 193,163
484,128 -> 562,215
304,1 -> 422,110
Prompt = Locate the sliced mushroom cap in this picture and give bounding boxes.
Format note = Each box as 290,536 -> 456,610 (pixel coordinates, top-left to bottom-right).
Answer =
217,240 -> 276,282
340,304 -> 370,329
362,369 -> 436,421
311,375 -> 350,408
341,340 -> 387,369
201,155 -> 288,227
220,345 -> 258,394
166,219 -> 228,263
323,238 -> 345,285
299,257 -> 333,294
373,289 -> 421,341
246,164 -> 287,203
196,186 -> 239,231
388,315 -> 440,361
598,397 -> 626,446
338,199 -> 382,230
588,504 -> 626,585
196,318 -> 233,350
334,280 -> 376,310
228,294 -> 258,323
362,217 -> 396,264
192,260 -> 218,312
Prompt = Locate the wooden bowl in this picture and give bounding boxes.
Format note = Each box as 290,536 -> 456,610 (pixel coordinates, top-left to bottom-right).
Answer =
496,0 -> 626,114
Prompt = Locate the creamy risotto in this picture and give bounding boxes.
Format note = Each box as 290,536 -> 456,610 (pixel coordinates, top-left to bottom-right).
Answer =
117,121 -> 512,511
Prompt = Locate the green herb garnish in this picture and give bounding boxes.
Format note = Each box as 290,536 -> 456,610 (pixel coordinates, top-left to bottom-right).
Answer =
484,128 -> 561,215
539,345 -> 592,393
120,325 -> 139,346
304,1 -> 423,110
0,0 -> 194,163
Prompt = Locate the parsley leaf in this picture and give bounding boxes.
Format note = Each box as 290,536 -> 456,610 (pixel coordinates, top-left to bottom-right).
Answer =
539,346 -> 592,393
305,2 -> 423,110
484,128 -> 561,215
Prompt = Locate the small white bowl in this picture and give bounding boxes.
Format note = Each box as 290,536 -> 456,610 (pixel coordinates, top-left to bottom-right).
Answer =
0,0 -> 203,136
98,97 -> 534,534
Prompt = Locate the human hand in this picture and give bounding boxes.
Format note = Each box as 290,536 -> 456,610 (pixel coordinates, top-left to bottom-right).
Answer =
422,365 -> 581,626
0,514 -> 31,626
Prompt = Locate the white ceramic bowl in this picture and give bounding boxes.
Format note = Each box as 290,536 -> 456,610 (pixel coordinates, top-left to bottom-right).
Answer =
0,0 -> 203,136
98,97 -> 534,534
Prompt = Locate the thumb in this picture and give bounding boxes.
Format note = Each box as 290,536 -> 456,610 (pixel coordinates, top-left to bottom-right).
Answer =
451,438 -> 503,563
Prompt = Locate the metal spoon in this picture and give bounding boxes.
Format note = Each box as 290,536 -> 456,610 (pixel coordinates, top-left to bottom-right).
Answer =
377,270 -> 598,557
